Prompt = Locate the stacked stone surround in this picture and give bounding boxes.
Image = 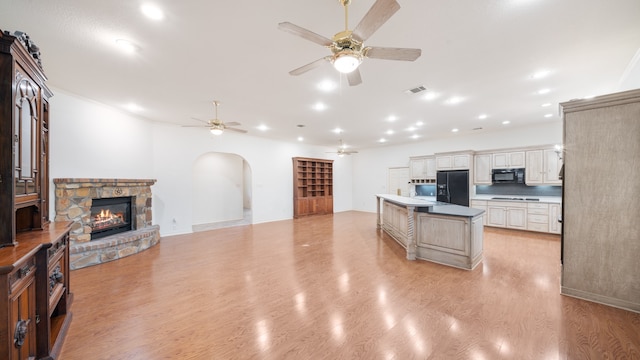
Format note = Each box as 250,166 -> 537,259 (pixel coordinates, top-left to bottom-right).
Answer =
53,178 -> 160,269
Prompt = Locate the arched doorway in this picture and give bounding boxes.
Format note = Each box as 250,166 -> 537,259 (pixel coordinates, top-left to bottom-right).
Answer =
191,152 -> 252,231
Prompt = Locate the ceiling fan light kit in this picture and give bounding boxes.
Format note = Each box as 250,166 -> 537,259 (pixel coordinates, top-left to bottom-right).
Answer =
278,0 -> 421,86
182,100 -> 247,135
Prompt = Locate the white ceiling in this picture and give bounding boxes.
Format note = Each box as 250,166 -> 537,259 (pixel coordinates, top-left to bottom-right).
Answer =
2,0 -> 639,151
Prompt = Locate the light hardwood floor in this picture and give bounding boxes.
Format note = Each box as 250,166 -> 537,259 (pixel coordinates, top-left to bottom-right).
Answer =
59,211 -> 640,359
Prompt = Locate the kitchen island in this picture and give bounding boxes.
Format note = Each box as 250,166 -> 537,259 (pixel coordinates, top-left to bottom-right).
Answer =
376,194 -> 485,270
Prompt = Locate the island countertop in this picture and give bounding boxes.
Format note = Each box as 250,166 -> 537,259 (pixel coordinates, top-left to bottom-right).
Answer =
376,194 -> 485,217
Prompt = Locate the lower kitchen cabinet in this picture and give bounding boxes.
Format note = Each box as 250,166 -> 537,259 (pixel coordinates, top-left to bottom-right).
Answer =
487,201 -> 527,230
527,203 -> 549,232
549,204 -> 562,234
470,200 -> 488,225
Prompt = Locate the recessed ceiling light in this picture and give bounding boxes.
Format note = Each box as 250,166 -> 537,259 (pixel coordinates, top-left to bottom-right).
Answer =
312,102 -> 326,111
537,88 -> 550,95
125,103 -> 143,112
115,39 -> 138,54
411,134 -> 420,139
317,79 -> 337,92
451,128 -> 459,132
502,120 -> 511,125
478,114 -> 488,120
141,4 -> 164,20
387,115 -> 397,122
257,124 -> 269,131
297,136 -> 304,141
541,103 -> 552,107
445,96 -> 464,105
332,127 -> 343,134
544,113 -> 553,118
386,130 -> 394,135
406,126 -> 416,132
379,138 -> 387,143
423,91 -> 440,101
531,70 -> 551,79
415,121 -> 424,126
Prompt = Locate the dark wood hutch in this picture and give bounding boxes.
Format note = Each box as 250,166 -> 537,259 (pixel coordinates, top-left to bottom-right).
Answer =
0,30 -> 72,360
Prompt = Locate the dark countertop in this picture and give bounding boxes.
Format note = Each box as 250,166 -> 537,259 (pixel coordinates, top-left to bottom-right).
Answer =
376,194 -> 485,218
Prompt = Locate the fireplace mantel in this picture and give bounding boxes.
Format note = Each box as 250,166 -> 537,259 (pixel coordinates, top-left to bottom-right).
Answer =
54,178 -> 160,269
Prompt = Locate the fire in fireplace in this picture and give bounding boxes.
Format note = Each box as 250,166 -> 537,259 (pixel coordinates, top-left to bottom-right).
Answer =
90,197 -> 133,240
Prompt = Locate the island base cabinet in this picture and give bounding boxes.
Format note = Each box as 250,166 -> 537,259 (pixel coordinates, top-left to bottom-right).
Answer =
382,202 -> 408,247
415,213 -> 483,270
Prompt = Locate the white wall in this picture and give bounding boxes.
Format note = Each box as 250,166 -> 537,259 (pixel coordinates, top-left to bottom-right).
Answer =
48,90 -> 352,237
48,88 -> 562,235
351,122 -> 563,212
192,153 -> 244,225
49,89 -> 154,179
151,122 -> 353,235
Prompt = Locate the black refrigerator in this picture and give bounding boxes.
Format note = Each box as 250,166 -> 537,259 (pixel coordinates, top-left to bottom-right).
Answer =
436,170 -> 469,206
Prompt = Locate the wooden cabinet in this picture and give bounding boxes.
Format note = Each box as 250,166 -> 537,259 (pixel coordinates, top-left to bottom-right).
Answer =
548,203 -> 561,234
470,200 -> 488,225
487,201 -> 527,230
382,201 -> 408,247
1,31 -> 53,248
1,248 -> 38,360
525,148 -> 563,185
293,157 -> 333,218
526,202 -> 549,233
560,89 -> 640,313
492,151 -> 525,169
473,154 -> 492,184
409,156 -> 436,182
0,223 -> 72,360
435,151 -> 472,170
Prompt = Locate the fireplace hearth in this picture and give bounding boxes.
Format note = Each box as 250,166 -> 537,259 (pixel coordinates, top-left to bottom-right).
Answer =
54,178 -> 160,269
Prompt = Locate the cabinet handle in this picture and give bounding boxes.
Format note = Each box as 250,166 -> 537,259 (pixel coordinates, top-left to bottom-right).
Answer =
14,318 -> 31,348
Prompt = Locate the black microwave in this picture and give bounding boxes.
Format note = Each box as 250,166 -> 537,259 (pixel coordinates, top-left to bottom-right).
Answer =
492,168 -> 525,184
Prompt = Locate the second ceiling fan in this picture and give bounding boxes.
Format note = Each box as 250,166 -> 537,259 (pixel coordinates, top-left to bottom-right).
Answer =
278,0 -> 421,86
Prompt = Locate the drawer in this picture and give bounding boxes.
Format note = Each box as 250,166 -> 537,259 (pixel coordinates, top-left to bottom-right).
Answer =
488,201 -> 527,208
527,203 -> 549,210
528,214 -> 549,224
527,207 -> 549,215
9,256 -> 36,293
471,200 -> 487,206
528,222 -> 549,232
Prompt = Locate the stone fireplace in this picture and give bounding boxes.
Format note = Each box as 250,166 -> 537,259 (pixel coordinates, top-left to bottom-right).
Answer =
54,178 -> 160,269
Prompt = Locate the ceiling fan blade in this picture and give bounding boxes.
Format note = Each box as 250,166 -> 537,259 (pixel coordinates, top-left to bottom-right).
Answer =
352,0 -> 401,42
365,46 -> 421,61
347,68 -> 362,86
181,125 -> 209,127
226,127 -> 248,133
289,57 -> 330,76
190,117 -> 209,124
225,121 -> 241,127
278,22 -> 333,46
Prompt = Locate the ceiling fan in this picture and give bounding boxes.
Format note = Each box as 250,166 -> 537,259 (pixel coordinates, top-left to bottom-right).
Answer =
327,139 -> 359,157
278,0 -> 421,86
183,101 -> 247,135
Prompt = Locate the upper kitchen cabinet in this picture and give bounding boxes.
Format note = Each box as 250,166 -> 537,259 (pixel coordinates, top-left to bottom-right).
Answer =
435,151 -> 473,171
492,151 -> 525,169
525,148 -> 563,185
473,153 -> 492,184
409,156 -> 436,182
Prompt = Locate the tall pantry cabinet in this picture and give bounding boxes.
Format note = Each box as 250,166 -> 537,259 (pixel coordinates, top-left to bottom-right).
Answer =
292,157 -> 334,218
560,88 -> 640,313
1,30 -> 72,360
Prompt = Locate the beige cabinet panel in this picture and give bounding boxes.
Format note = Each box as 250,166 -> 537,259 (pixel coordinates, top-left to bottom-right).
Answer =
474,154 -> 492,184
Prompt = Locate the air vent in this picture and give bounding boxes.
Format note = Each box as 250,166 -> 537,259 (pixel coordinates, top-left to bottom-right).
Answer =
405,85 -> 427,94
